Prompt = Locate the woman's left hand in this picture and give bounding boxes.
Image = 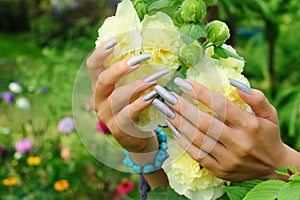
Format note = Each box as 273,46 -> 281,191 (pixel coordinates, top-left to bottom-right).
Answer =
155,78 -> 300,182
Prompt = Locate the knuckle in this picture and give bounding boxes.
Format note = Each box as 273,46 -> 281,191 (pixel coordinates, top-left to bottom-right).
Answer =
256,90 -> 267,104
192,133 -> 204,147
247,118 -> 260,132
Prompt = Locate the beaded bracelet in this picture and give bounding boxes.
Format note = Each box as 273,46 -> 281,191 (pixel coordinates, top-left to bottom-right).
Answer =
122,128 -> 169,174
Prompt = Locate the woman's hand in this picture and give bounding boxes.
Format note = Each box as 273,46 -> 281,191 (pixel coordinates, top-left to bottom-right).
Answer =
154,78 -> 300,182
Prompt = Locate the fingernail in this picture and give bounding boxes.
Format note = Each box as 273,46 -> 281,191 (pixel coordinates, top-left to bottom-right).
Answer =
144,68 -> 169,83
229,78 -> 252,94
174,77 -> 192,91
152,99 -> 176,119
143,90 -> 157,101
165,120 -> 182,139
127,53 -> 152,67
103,38 -> 118,50
154,85 -> 177,105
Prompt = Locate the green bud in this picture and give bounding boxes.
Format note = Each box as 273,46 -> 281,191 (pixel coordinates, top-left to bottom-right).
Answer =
173,8 -> 184,26
179,41 -> 204,67
133,0 -> 149,20
181,0 -> 207,22
205,20 -> 230,47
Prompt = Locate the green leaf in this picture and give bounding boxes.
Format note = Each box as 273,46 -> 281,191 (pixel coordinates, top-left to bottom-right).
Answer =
180,22 -> 206,45
243,180 -> 286,200
148,186 -> 189,200
224,186 -> 251,200
275,166 -> 298,177
148,0 -> 182,11
278,181 -> 300,199
290,173 -> 300,182
231,180 -> 263,188
213,46 -> 244,61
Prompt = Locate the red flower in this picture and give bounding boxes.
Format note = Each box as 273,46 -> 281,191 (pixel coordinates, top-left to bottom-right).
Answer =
117,179 -> 134,194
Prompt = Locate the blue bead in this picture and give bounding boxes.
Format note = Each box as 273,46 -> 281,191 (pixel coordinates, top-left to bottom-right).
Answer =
154,150 -> 169,168
123,156 -> 134,168
132,164 -> 142,173
143,164 -> 156,174
159,142 -> 168,150
154,128 -> 161,134
158,132 -> 167,143
123,149 -> 129,156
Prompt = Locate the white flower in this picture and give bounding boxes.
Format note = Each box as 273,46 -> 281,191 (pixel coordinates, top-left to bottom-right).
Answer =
16,97 -> 30,109
9,82 -> 23,93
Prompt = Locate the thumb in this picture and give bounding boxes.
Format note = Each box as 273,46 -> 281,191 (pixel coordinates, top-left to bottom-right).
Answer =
238,89 -> 278,124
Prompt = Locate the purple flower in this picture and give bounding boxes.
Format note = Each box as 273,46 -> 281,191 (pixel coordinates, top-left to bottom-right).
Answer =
15,138 -> 33,153
39,87 -> 48,94
0,146 -> 7,159
58,117 -> 76,134
0,92 -> 15,104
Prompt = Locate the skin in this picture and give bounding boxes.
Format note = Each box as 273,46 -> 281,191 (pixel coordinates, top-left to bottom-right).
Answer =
87,45 -> 300,188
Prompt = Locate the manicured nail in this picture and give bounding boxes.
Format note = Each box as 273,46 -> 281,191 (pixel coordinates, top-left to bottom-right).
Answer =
127,53 -> 152,67
154,85 -> 177,105
165,120 -> 182,139
152,99 -> 176,119
103,38 -> 118,50
143,90 -> 157,101
229,78 -> 252,94
144,68 -> 169,83
174,77 -> 192,91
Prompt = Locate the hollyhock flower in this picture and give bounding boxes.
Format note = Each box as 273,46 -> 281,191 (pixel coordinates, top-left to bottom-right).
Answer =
117,179 -> 135,194
60,147 -> 71,163
58,117 -> 76,134
97,121 -> 111,134
2,177 -> 17,186
0,91 -> 15,104
0,146 -> 7,159
1,127 -> 11,135
8,82 -> 23,93
15,138 -> 33,153
39,86 -> 48,94
27,156 -> 41,166
54,179 -> 69,192
16,97 -> 31,109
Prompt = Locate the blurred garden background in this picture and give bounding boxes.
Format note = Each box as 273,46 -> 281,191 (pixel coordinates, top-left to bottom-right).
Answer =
0,0 -> 299,199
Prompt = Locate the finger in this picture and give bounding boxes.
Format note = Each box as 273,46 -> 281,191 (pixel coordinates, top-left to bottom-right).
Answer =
174,77 -> 250,127
237,89 -> 278,124
94,53 -> 152,103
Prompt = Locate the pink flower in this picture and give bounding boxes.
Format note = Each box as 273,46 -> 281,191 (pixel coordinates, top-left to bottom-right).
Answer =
15,138 -> 33,153
97,121 -> 111,134
58,117 -> 76,134
117,179 -> 134,194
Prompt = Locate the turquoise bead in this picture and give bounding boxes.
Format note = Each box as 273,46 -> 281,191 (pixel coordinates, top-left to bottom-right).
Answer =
158,132 -> 167,143
154,150 -> 169,168
159,142 -> 168,150
154,128 -> 161,134
123,156 -> 134,168
143,164 -> 156,174
132,164 -> 142,173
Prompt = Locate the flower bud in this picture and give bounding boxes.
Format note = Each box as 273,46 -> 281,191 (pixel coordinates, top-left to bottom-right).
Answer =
179,41 -> 204,67
133,0 -> 149,20
181,0 -> 207,22
173,8 -> 184,26
205,20 -> 230,47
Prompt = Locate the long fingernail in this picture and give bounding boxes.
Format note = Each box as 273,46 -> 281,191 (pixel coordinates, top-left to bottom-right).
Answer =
143,90 -> 157,101
103,38 -> 118,50
154,85 -> 177,105
152,99 -> 176,119
127,53 -> 152,67
144,68 -> 169,83
174,77 -> 192,91
165,120 -> 182,139
229,78 -> 252,94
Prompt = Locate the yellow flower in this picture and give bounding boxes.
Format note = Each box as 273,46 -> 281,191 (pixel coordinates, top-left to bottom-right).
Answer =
95,0 -> 142,67
54,179 -> 69,192
27,156 -> 41,166
2,177 -> 17,186
163,142 -> 225,200
142,12 -> 182,69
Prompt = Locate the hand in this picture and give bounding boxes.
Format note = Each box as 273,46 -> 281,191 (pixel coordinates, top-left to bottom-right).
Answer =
156,78 -> 300,182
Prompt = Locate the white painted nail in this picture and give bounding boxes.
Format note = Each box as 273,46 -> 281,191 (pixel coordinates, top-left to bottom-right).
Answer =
165,120 -> 182,139
103,38 -> 118,50
127,53 -> 152,67
144,68 -> 169,83
229,78 -> 252,94
174,77 -> 192,91
152,99 -> 176,119
143,90 -> 157,101
154,85 -> 177,105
